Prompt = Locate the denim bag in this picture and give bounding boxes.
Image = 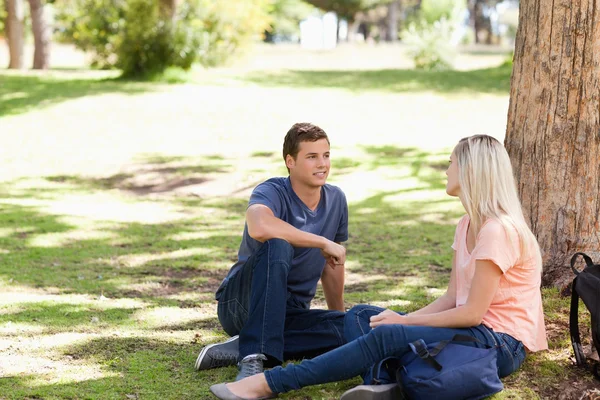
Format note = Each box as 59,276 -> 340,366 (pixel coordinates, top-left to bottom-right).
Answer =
398,334 -> 503,400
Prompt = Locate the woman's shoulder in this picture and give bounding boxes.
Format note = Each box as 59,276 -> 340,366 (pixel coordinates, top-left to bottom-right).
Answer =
457,214 -> 470,226
479,218 -> 518,243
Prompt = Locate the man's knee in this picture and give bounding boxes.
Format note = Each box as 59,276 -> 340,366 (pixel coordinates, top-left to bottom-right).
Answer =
262,238 -> 294,264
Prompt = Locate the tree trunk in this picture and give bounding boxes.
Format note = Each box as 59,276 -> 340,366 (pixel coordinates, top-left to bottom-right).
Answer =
28,0 -> 50,70
505,0 -> 600,288
6,0 -> 25,69
159,0 -> 177,22
473,0 -> 484,44
387,0 -> 399,42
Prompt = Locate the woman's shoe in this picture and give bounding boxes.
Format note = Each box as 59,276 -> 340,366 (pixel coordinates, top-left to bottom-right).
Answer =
339,384 -> 403,400
209,383 -> 277,400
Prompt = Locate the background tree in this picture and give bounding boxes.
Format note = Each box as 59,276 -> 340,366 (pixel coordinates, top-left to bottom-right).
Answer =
266,0 -> 315,42
303,0 -> 386,21
505,0 -> 600,287
6,0 -> 24,69
28,0 -> 50,69
386,0 -> 400,41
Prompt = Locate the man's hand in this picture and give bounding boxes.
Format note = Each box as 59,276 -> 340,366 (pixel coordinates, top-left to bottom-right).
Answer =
369,309 -> 405,328
320,240 -> 346,268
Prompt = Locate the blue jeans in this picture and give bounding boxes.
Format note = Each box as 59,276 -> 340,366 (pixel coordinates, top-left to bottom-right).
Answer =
215,238 -> 345,364
265,304 -> 527,393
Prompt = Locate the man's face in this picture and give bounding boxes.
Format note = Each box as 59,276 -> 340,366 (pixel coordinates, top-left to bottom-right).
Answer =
286,138 -> 331,188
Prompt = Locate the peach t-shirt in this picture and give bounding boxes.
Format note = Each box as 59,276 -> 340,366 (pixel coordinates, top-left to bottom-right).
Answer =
451,215 -> 548,352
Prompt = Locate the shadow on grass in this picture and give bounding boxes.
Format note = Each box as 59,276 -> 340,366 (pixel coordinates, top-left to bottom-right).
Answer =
241,64 -> 512,95
0,337 -> 217,399
0,73 -> 155,117
44,154 -> 232,195
0,201 -> 240,305
155,317 -> 220,331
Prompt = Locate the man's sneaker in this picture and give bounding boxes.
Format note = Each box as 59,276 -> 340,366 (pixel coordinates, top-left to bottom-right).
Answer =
339,384 -> 404,400
195,335 -> 239,371
235,353 -> 267,381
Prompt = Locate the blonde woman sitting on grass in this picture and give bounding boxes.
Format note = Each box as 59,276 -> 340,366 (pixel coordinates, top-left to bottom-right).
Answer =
210,134 -> 548,400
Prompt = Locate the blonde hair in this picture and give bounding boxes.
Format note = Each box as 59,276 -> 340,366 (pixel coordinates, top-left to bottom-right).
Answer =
454,135 -> 541,264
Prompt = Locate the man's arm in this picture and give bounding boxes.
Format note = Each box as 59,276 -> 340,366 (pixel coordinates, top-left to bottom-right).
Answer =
320,253 -> 345,312
246,204 -> 346,264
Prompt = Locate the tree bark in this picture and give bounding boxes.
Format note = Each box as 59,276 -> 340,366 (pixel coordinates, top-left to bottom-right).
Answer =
28,0 -> 51,70
505,0 -> 600,288
6,0 -> 25,69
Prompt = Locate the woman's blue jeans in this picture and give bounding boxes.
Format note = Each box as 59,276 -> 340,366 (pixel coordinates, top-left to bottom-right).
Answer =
264,304 -> 527,394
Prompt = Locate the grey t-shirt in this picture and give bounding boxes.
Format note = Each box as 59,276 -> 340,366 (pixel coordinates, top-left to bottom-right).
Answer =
220,177 -> 348,305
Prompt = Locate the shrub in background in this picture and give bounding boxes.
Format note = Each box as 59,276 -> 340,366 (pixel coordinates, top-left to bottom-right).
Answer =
115,0 -> 202,77
55,0 -> 271,74
55,0 -> 125,69
401,0 -> 466,71
402,18 -> 457,71
194,0 -> 271,67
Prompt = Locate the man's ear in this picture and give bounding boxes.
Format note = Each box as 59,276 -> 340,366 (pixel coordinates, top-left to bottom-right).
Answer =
285,154 -> 295,170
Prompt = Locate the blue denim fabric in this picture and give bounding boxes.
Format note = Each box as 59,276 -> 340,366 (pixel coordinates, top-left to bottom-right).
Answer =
265,304 -> 527,393
215,238 -> 345,364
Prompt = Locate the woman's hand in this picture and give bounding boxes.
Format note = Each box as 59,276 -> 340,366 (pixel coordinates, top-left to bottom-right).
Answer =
369,309 -> 405,328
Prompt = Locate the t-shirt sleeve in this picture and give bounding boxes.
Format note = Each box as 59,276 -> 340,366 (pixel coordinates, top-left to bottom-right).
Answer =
451,215 -> 468,251
248,182 -> 283,218
472,220 -> 519,273
334,192 -> 349,243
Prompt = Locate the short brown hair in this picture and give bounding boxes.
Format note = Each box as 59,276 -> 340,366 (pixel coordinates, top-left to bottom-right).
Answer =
282,123 -> 329,165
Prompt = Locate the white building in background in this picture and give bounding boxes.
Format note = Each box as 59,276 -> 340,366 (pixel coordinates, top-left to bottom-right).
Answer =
300,12 -> 340,50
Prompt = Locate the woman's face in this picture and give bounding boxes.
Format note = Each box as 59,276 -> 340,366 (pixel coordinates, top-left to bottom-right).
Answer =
446,150 -> 460,197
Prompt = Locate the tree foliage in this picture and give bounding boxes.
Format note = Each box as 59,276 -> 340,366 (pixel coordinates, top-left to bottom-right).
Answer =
302,0 -> 390,20
0,2 -> 5,34
268,0 -> 315,40
195,0 -> 272,66
401,0 -> 466,70
54,0 -> 271,74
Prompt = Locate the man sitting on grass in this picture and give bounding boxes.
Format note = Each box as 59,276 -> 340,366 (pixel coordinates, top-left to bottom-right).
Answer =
195,122 -> 350,381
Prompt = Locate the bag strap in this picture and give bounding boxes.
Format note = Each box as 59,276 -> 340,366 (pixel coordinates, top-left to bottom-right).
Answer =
409,339 -> 443,371
428,334 -> 491,357
370,356 -> 402,384
570,276 -> 587,366
570,252 -> 595,275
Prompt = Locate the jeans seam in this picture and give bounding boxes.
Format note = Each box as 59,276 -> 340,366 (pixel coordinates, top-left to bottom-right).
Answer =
329,319 -> 345,346
261,240 -> 271,355
356,307 -> 382,335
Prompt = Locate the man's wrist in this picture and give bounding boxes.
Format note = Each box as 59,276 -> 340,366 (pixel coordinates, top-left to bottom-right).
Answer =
318,236 -> 328,249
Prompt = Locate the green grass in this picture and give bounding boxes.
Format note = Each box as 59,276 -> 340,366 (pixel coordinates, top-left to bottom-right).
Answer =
0,73 -> 154,117
240,64 -> 513,94
0,53 -> 595,399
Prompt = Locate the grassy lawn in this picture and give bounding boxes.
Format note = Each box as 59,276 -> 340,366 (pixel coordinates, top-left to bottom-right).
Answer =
0,47 -> 597,399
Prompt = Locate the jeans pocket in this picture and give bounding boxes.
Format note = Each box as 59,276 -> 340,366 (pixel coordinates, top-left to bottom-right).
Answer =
497,333 -> 526,372
513,341 -> 526,369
